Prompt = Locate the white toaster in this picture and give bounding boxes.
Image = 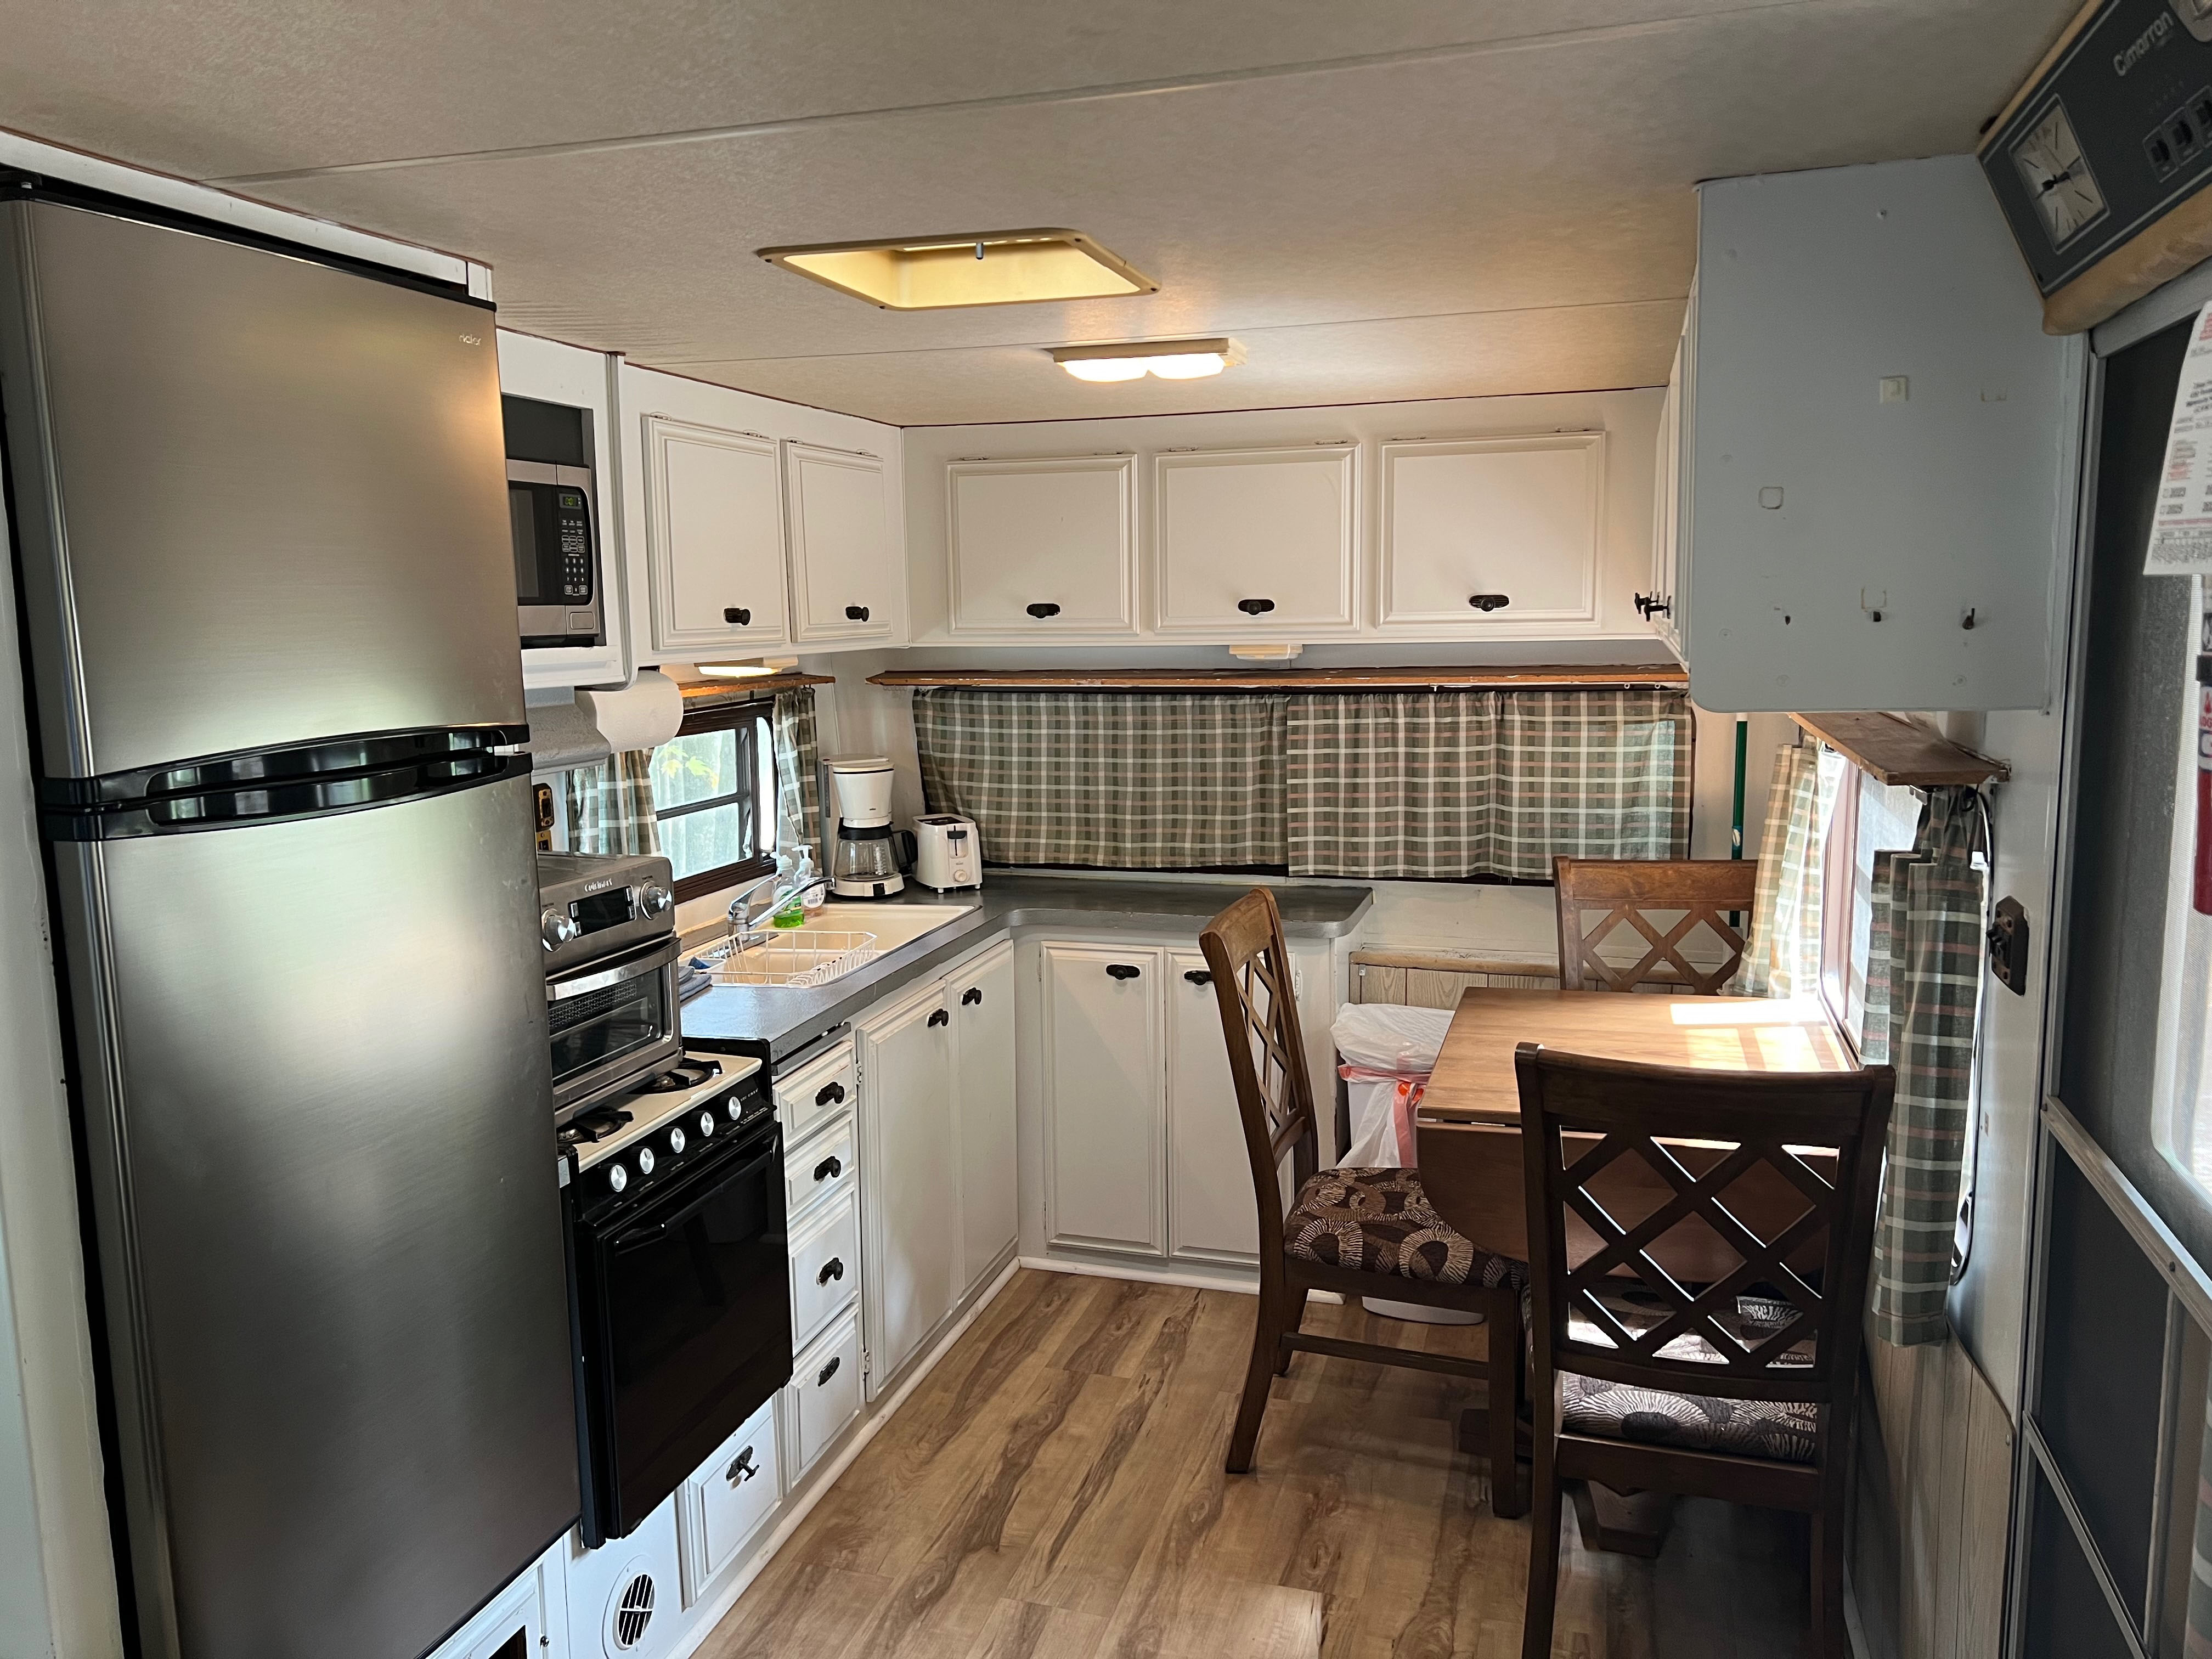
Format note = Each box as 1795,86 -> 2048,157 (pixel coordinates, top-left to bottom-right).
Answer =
912,815 -> 981,890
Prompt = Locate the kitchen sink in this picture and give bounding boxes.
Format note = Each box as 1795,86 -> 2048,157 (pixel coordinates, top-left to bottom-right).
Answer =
698,902 -> 975,989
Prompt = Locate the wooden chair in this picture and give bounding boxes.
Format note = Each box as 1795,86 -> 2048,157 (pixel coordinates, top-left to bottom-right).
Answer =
1513,1045 -> 1894,1659
1199,888 -> 1532,1516
1553,857 -> 1759,994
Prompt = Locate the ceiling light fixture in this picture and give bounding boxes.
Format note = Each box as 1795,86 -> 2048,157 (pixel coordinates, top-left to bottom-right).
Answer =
759,228 -> 1155,310
1050,338 -> 1244,382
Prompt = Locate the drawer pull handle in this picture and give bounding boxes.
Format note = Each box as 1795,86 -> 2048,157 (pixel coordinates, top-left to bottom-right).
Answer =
813,1155 -> 843,1183
817,1257 -> 845,1285
1106,963 -> 1142,980
1634,592 -> 1673,619
725,1447 -> 759,1485
1183,969 -> 1212,986
1236,597 -> 1276,616
928,1008 -> 950,1028
724,606 -> 752,625
1026,602 -> 1061,618
1468,593 -> 1510,612
961,987 -> 983,1006
844,604 -> 871,622
815,1081 -> 847,1107
816,1355 -> 842,1387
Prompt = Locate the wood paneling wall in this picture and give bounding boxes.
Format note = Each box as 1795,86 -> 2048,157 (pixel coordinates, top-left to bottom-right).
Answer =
1849,1333 -> 2012,1659
1348,949 -> 1559,1008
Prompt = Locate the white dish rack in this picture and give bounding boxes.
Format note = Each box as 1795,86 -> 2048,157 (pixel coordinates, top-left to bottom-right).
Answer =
698,930 -> 881,989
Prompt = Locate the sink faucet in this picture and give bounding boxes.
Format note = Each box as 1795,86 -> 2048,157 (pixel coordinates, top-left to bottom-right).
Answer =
726,872 -> 830,948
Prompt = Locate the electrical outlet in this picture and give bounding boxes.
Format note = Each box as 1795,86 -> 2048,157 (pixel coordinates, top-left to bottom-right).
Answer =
1988,896 -> 2029,995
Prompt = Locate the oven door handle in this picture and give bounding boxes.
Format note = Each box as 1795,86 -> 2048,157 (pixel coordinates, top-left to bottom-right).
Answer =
548,935 -> 680,1002
606,1139 -> 779,1251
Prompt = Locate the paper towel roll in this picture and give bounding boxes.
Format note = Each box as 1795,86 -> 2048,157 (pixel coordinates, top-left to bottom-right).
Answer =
579,669 -> 684,753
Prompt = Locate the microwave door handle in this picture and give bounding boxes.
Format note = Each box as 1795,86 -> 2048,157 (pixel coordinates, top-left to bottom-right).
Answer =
606,1141 -> 778,1251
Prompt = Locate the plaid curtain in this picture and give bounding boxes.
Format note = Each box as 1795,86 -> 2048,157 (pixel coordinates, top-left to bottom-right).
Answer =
1284,689 -> 1691,879
773,687 -> 822,863
1733,744 -> 1837,996
561,750 -> 662,857
914,689 -> 1288,868
1863,786 -> 1985,1346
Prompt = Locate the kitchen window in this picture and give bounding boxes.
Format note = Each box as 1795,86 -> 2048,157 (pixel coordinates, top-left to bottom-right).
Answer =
650,699 -> 776,902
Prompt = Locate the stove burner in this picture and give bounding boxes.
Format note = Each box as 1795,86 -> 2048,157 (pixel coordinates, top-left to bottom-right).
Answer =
558,1105 -> 635,1148
635,1057 -> 721,1094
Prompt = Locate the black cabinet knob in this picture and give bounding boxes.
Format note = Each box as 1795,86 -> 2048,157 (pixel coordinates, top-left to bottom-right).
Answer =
724,606 -> 752,625
845,604 -> 871,622
1634,592 -> 1673,619
1106,963 -> 1142,980
961,986 -> 983,1006
928,1007 -> 950,1028
1236,598 -> 1276,616
816,1355 -> 842,1387
726,1447 -> 758,1485
816,1081 -> 846,1107
1183,969 -> 1212,986
1468,593 -> 1511,612
817,1257 -> 844,1285
1026,602 -> 1061,619
813,1155 -> 842,1183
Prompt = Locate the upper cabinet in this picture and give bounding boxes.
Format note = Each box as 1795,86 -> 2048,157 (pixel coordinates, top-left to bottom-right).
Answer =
639,416 -> 789,657
1154,443 -> 1358,633
1647,325 -> 1688,662
947,455 -> 1138,635
1671,156 -> 2084,712
786,442 -> 899,644
1378,433 -> 1602,629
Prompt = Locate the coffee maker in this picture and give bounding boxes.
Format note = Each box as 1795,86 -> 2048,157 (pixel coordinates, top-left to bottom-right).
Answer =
826,757 -> 915,899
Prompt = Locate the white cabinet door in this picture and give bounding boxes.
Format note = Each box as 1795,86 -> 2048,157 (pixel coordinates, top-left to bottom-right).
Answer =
1041,944 -> 1165,1256
786,441 -> 898,642
640,415 -> 791,656
1154,444 -> 1358,632
857,980 -> 959,1393
950,940 -> 1018,1293
1378,434 -> 1602,628
947,456 -> 1138,635
1165,951 -> 1260,1266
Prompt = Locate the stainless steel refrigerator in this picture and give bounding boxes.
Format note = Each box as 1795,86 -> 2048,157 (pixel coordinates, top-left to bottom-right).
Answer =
0,189 -> 579,1658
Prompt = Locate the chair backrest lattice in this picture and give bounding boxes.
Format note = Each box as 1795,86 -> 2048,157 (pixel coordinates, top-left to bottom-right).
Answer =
1199,889 -> 1319,1255
1553,857 -> 1759,996
1515,1045 -> 1894,1407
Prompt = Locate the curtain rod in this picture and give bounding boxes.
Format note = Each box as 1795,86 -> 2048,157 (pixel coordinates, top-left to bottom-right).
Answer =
867,665 -> 1689,692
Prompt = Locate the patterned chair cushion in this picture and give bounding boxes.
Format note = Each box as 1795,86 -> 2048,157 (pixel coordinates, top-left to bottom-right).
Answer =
1284,1167 -> 1526,1289
1559,1371 -> 1819,1464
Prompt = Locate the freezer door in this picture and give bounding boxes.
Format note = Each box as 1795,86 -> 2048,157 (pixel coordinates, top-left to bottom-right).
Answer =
55,774 -> 577,1659
0,199 -> 522,781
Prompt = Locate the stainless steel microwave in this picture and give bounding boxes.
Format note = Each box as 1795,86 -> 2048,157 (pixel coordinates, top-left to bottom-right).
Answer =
504,394 -> 604,650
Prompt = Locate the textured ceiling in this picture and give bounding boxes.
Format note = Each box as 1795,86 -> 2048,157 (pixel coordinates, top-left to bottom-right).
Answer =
0,1 -> 2076,424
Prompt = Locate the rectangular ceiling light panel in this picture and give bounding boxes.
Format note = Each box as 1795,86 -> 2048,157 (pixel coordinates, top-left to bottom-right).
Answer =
759,229 -> 1155,309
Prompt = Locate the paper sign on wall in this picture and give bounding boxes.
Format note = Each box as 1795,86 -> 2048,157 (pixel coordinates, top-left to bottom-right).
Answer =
2147,301 -> 2212,574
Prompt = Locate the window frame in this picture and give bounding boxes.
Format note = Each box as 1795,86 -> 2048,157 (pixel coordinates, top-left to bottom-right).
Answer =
654,697 -> 778,904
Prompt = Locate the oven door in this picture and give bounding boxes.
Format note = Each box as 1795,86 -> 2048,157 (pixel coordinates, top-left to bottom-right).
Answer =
578,1119 -> 793,1540
546,935 -> 681,1113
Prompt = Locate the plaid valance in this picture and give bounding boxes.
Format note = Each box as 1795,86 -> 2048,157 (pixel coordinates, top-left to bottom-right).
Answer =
912,686 -> 1691,880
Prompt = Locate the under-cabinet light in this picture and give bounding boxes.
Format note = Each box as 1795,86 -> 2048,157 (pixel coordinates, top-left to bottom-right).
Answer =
759,229 -> 1155,310
1051,338 -> 1243,381
696,662 -> 778,679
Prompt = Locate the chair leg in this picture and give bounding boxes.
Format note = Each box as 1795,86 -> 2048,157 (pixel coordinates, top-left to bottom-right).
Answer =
1810,1463 -> 1848,1657
1520,1426 -> 1563,1659
1487,1285 -> 1528,1519
1226,1281 -> 1288,1474
1274,1286 -> 1308,1376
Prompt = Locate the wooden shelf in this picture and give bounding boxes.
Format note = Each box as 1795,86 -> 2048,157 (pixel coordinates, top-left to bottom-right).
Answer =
866,664 -> 1689,692
678,672 -> 833,703
1788,711 -> 2010,787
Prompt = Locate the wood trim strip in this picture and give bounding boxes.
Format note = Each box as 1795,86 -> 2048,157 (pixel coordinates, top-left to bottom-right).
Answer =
1788,711 -> 2011,786
1976,0 -> 2105,157
1350,947 -> 1556,975
2042,1094 -> 2212,1336
679,673 -> 833,701
867,664 -> 1689,691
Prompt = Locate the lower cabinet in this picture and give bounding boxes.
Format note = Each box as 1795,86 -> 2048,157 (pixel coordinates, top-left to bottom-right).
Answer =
675,1397 -> 781,1608
953,941 -> 1019,1291
1166,951 -> 1260,1265
785,1307 -> 863,1481
435,1536 -> 568,1659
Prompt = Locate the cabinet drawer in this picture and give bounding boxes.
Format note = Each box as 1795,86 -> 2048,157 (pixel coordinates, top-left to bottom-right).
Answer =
776,1041 -> 856,1142
788,1190 -> 859,1347
787,1310 -> 862,1479
786,1116 -> 855,1221
689,1396 -> 780,1592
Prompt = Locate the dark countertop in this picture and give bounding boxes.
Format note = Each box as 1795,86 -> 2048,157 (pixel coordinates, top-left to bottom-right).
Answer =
681,873 -> 1373,1062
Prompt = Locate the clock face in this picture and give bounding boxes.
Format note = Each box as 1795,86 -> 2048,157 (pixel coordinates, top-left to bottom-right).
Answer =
2012,99 -> 2108,249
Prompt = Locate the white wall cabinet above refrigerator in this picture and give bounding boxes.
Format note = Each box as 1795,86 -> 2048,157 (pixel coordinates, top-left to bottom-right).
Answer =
1663,155 -> 2085,712
1154,443 -> 1359,633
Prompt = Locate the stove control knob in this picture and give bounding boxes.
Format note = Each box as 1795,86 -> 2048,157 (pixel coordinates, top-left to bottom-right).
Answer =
727,1098 -> 744,1121
636,1146 -> 656,1176
541,909 -> 580,951
696,1110 -> 716,1138
667,1126 -> 687,1155
606,1162 -> 629,1194
639,884 -> 673,917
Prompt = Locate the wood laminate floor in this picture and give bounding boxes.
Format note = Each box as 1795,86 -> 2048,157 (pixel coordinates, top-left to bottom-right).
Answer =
699,1271 -> 1810,1659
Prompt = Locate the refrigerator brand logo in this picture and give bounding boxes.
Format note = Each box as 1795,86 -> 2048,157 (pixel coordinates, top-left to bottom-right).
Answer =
2115,11 -> 2173,75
